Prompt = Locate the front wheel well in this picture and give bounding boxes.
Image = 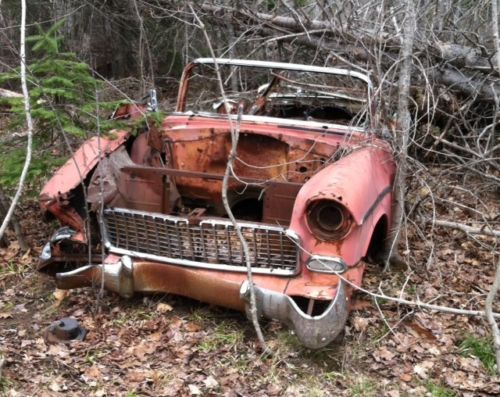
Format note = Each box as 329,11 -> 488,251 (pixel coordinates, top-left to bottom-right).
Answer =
365,215 -> 388,263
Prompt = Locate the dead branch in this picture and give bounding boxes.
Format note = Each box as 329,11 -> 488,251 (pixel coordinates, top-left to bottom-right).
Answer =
431,68 -> 500,101
0,353 -> 4,383
430,219 -> 500,238
0,0 -> 33,243
200,2 -> 500,100
0,87 -> 22,98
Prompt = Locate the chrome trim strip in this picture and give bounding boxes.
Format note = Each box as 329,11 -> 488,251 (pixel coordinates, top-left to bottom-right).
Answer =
171,112 -> 366,134
361,185 -> 392,224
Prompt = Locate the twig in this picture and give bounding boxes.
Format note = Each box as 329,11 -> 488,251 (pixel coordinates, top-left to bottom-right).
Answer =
345,268 -> 500,319
0,0 -> 32,243
95,87 -> 106,311
0,354 -> 4,383
189,3 -> 268,354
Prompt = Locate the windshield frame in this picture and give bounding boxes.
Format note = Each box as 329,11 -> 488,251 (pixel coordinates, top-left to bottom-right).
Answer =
175,59 -> 373,122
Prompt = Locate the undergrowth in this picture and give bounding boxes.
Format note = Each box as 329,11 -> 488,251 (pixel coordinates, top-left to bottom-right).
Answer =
459,335 -> 496,374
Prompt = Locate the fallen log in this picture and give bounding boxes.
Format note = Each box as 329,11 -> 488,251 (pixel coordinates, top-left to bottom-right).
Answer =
199,3 -> 500,101
430,219 -> 500,238
0,88 -> 22,99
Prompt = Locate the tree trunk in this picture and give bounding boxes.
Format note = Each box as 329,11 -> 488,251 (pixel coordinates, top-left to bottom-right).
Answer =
484,0 -> 500,374
384,0 -> 416,271
0,0 -> 33,246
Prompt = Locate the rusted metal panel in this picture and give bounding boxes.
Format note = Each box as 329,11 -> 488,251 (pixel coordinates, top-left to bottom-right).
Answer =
40,132 -> 128,201
263,183 -> 301,226
110,103 -> 147,120
120,165 -> 302,187
39,132 -> 128,233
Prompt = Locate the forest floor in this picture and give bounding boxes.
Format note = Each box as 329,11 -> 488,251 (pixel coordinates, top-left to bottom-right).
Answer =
0,169 -> 499,397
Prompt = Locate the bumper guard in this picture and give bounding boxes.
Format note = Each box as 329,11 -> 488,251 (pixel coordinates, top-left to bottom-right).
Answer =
239,280 -> 348,349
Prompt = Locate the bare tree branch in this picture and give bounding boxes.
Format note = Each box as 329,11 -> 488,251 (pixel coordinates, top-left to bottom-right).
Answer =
0,0 -> 33,243
189,3 -> 268,354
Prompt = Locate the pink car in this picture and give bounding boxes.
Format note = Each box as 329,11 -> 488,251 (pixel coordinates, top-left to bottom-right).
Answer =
39,59 -> 395,348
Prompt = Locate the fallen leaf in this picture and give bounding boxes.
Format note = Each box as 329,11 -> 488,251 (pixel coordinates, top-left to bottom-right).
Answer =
399,373 -> 412,382
53,289 -> 69,307
149,331 -> 162,341
266,383 -> 281,395
373,346 -> 395,362
127,370 -> 147,383
350,298 -> 372,311
188,384 -> 201,395
352,316 -> 369,332
14,304 -> 27,313
406,321 -> 436,341
204,375 -> 218,389
84,366 -> 101,379
185,322 -> 202,332
49,381 -> 61,392
413,360 -> 434,379
129,342 -> 157,361
156,302 -> 173,313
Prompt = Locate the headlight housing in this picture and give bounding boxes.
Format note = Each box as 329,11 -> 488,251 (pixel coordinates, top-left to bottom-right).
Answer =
306,255 -> 347,274
306,199 -> 352,241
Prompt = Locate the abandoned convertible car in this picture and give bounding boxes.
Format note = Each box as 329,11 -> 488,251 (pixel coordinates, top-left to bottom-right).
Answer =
39,59 -> 395,348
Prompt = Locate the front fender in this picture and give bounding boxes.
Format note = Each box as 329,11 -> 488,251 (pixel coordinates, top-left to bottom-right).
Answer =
292,145 -> 394,226
289,144 -> 395,265
39,131 -> 129,232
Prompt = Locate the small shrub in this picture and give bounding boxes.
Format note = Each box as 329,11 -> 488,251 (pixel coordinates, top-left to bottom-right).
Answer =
426,381 -> 456,397
459,335 -> 496,374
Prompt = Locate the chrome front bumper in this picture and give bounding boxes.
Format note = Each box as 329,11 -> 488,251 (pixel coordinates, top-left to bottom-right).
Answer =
239,280 -> 348,349
52,256 -> 348,349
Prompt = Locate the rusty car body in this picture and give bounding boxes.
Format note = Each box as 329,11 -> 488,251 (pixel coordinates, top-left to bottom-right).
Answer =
39,59 -> 395,348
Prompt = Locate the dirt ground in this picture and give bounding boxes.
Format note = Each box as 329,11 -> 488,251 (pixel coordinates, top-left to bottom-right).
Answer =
0,171 -> 499,397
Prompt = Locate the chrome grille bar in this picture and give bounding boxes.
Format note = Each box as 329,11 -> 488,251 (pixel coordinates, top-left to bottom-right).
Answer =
103,208 -> 299,275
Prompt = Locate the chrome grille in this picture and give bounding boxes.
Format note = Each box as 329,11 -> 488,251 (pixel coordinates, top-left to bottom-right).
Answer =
103,208 -> 299,275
